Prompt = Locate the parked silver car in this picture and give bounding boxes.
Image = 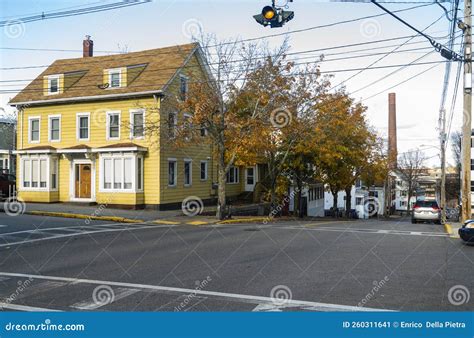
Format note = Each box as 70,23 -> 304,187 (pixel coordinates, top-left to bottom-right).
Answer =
411,200 -> 441,224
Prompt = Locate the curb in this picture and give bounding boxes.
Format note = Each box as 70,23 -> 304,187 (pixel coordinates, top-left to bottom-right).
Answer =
217,217 -> 268,225
444,223 -> 460,239
27,211 -> 144,224
152,220 -> 181,225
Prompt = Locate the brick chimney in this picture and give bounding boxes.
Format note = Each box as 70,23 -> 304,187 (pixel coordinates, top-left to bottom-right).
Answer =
83,35 -> 93,57
388,93 -> 398,169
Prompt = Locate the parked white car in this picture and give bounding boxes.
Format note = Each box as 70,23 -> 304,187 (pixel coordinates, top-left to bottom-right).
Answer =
411,200 -> 441,224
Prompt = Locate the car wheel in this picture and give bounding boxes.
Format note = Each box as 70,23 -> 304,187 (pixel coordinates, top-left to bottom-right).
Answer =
411,219 -> 417,224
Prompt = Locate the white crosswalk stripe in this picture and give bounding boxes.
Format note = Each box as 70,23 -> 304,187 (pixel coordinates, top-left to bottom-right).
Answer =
71,287 -> 139,310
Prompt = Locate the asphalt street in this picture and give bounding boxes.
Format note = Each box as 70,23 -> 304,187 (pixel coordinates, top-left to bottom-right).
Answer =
0,213 -> 472,312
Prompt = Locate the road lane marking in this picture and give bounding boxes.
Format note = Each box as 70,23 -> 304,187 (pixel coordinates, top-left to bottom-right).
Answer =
213,224 -> 449,237
0,224 -> 178,248
11,281 -> 66,300
0,302 -> 62,312
71,287 -> 139,310
0,272 -> 392,312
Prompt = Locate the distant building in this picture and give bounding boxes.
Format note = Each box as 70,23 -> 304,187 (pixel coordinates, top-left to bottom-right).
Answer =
0,118 -> 16,175
324,180 -> 385,218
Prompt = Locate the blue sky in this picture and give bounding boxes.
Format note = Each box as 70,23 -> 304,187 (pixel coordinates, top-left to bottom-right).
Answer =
0,0 -> 463,165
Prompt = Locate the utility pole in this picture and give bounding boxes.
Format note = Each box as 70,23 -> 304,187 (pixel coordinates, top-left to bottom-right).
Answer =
439,109 -> 447,224
461,0 -> 472,223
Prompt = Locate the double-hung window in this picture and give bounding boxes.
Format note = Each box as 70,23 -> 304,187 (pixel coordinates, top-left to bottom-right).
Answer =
137,157 -> 143,190
226,166 -> 239,184
183,113 -> 192,140
107,112 -> 120,140
200,124 -> 208,137
200,161 -> 208,181
168,112 -> 177,138
29,117 -> 40,143
168,159 -> 177,186
179,75 -> 188,101
184,160 -> 192,186
0,159 -> 8,171
130,110 -> 145,139
47,75 -> 60,95
23,160 -> 31,188
51,159 -> 58,190
101,155 -> 142,192
108,69 -> 121,88
77,113 -> 90,141
49,115 -> 61,142
21,156 -> 57,191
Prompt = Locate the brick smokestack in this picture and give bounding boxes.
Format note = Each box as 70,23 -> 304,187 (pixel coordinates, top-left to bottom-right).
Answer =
83,35 -> 93,57
388,93 -> 398,169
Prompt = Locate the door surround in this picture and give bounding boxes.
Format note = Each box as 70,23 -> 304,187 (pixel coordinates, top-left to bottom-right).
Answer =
69,158 -> 96,202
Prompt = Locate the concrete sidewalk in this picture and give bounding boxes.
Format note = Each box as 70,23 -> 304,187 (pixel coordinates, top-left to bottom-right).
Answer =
21,202 -> 276,225
24,203 -> 182,222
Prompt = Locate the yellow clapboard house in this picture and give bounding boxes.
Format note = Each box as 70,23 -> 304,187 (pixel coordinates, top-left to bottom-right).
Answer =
9,38 -> 260,209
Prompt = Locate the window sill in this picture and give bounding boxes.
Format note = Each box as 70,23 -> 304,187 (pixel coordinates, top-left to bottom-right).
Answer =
98,189 -> 139,194
19,188 -> 51,192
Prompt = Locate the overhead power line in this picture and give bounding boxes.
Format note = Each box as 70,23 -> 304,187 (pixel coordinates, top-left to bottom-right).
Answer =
0,1 -> 152,27
330,9 -> 449,90
0,2 -> 432,54
0,60 -> 451,94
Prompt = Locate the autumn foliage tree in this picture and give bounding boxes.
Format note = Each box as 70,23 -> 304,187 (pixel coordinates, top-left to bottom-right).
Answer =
227,54 -> 330,213
313,91 -> 383,216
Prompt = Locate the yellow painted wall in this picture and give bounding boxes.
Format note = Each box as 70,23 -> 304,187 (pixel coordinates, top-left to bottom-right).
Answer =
18,97 -> 161,206
17,53 -> 245,207
19,191 -> 59,203
158,54 -> 244,204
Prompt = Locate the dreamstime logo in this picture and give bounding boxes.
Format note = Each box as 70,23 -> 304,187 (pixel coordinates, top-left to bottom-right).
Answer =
270,108 -> 292,128
270,285 -> 292,306
182,18 -> 203,39
91,108 -> 110,128
360,19 -> 381,39
4,197 -> 26,217
174,276 -> 212,311
358,276 -> 389,307
182,196 -> 204,217
4,20 -> 26,39
364,197 -> 380,217
85,197 -> 111,225
462,108 -> 471,128
1,278 -> 33,309
92,285 -> 115,306
448,285 -> 470,306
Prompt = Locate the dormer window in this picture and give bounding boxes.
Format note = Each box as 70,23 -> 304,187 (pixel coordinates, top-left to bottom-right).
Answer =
47,75 -> 60,95
108,69 -> 122,88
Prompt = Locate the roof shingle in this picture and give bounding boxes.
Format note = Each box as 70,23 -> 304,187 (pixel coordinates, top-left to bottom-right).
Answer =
10,43 -> 199,105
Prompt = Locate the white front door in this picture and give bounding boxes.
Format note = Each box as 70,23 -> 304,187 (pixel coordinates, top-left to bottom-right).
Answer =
245,167 -> 256,192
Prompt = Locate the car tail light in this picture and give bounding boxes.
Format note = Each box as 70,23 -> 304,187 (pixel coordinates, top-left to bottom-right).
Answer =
413,205 -> 420,209
432,206 -> 440,211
